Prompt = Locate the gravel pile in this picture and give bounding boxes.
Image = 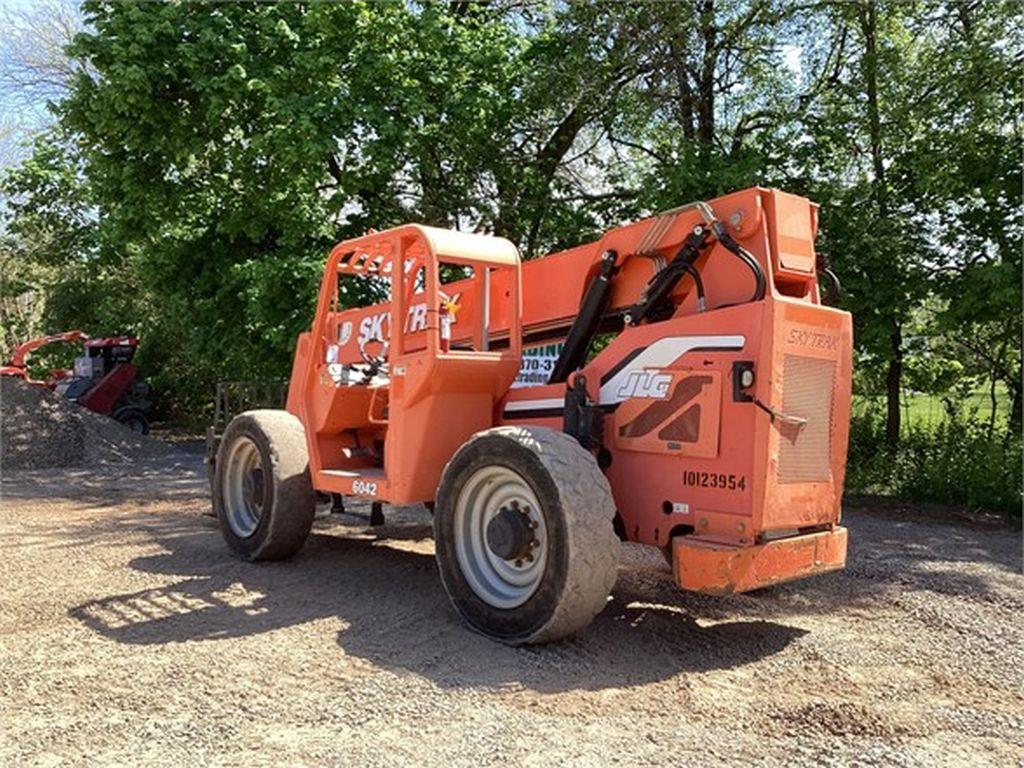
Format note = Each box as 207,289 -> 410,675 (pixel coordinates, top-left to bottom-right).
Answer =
0,376 -> 172,470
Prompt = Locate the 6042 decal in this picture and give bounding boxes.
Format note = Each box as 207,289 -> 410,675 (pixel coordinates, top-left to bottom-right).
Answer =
352,479 -> 378,496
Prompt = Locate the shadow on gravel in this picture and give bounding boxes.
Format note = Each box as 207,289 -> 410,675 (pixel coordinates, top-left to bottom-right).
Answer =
69,513 -> 806,693
0,456 -> 206,509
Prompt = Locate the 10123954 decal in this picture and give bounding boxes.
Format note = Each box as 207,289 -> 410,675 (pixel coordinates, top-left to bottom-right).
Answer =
682,470 -> 746,491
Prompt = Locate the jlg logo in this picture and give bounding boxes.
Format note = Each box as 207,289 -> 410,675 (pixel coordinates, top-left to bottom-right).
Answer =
617,371 -> 672,400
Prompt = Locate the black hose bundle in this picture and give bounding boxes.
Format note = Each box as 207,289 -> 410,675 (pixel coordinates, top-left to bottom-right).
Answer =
709,220 -> 766,304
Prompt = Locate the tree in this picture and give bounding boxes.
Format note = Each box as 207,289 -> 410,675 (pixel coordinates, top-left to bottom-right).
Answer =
0,0 -> 86,169
0,130 -> 141,363
600,0 -> 816,210
42,1 -> 647,411
0,0 -> 90,356
896,0 -> 1023,431
781,0 -> 1020,444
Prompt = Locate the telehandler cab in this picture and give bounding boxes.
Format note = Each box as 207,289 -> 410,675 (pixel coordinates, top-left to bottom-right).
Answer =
211,186 -> 852,644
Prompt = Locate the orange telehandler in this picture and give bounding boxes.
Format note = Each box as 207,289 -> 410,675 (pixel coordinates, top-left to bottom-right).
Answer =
211,186 -> 852,644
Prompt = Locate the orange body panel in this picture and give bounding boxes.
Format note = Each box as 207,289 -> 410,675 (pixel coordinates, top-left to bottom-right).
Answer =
672,526 -> 848,595
287,187 -> 853,595
287,225 -> 522,504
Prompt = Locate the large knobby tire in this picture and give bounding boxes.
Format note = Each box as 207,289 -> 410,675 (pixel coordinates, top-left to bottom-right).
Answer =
213,409 -> 315,561
113,406 -> 149,435
434,426 -> 619,645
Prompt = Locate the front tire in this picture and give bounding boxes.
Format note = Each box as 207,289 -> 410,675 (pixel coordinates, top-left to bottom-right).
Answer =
213,409 -> 315,561
434,426 -> 619,645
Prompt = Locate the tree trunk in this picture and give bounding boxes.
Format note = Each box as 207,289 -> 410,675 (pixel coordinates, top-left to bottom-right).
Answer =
988,368 -> 998,438
1010,378 -> 1022,432
988,336 -> 1009,437
862,0 -> 903,446
861,1 -> 887,215
885,321 -> 903,445
669,37 -> 696,140
696,0 -> 717,149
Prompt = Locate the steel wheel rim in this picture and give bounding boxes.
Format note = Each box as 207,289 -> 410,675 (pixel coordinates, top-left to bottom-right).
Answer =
453,465 -> 548,609
222,436 -> 265,538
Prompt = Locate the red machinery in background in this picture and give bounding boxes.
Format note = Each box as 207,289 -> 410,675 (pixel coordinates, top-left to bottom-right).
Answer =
1,332 -> 153,434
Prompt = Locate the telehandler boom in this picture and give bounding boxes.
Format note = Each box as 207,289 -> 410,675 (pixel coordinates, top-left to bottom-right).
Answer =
211,186 -> 852,644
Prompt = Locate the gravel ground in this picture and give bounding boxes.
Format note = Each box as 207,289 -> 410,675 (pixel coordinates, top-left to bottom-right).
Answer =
0,452 -> 1021,767
0,378 -> 171,470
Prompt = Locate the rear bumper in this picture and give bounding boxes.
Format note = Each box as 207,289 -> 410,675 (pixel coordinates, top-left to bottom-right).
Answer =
672,526 -> 847,595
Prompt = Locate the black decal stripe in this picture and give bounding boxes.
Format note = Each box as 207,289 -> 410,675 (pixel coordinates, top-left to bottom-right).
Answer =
502,408 -> 564,420
599,347 -> 644,385
687,344 -> 745,353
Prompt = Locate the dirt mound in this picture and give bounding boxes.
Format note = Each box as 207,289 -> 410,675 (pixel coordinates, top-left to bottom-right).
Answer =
770,700 -> 924,739
0,377 -> 173,470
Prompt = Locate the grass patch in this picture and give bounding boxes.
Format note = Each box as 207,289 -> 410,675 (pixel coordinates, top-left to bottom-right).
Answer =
855,384 -> 1011,431
847,400 -> 1022,521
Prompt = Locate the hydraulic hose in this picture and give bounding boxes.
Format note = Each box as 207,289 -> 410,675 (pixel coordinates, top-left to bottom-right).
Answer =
682,264 -> 707,312
816,252 -> 841,304
821,267 -> 841,304
709,220 -> 766,304
624,204 -> 765,326
624,225 -> 712,325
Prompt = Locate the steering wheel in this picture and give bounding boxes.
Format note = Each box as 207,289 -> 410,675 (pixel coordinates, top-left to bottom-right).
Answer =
358,333 -> 389,369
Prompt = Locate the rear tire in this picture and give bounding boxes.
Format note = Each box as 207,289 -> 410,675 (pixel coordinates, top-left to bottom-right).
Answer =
113,406 -> 149,435
434,426 -> 619,645
213,409 -> 315,561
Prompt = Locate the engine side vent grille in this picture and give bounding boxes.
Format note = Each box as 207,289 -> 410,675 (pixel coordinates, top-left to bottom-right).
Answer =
777,354 -> 836,484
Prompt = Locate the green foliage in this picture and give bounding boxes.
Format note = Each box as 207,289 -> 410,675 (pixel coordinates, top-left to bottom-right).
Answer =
848,401 -> 1022,518
3,1 -> 666,414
